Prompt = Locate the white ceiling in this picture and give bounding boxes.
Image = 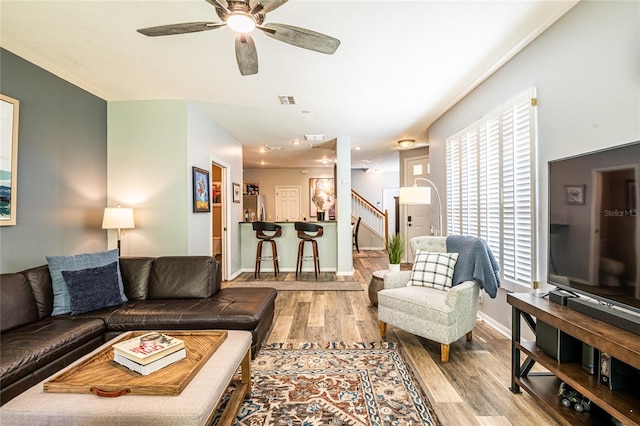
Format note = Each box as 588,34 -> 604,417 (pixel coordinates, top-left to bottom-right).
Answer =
0,0 -> 577,171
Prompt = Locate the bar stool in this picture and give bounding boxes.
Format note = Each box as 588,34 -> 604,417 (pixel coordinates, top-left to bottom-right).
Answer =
295,222 -> 324,278
253,221 -> 282,278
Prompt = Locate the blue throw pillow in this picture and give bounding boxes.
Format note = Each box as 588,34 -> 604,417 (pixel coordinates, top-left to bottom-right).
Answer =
62,262 -> 123,315
47,249 -> 127,315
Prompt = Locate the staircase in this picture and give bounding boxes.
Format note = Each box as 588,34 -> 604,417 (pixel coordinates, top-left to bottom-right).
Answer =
351,190 -> 389,248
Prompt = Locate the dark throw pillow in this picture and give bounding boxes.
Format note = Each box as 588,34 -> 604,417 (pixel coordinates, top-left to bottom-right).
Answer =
62,262 -> 123,315
47,249 -> 127,315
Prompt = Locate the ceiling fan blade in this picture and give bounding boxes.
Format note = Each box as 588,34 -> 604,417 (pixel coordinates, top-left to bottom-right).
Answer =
250,4 -> 265,15
261,23 -> 340,55
204,0 -> 230,13
137,22 -> 225,37
235,34 -> 258,76
250,0 -> 288,14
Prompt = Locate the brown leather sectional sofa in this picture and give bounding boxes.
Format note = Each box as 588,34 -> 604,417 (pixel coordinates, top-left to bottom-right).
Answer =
0,256 -> 276,405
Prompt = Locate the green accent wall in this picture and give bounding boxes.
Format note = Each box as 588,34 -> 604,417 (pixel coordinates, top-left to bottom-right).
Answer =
107,100 -> 189,255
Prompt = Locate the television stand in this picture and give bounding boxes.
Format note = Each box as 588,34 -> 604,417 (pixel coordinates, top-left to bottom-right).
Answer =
508,293 -> 640,426
566,297 -> 640,336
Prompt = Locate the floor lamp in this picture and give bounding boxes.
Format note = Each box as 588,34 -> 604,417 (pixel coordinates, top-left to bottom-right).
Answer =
102,204 -> 135,253
399,177 -> 443,236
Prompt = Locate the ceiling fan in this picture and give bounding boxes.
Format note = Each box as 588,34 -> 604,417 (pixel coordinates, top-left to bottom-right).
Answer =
137,0 -> 340,76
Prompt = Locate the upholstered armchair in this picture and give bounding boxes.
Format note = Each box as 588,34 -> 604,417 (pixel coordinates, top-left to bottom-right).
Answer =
378,236 -> 480,362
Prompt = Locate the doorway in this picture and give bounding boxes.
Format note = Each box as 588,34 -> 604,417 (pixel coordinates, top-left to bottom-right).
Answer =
402,155 -> 430,261
211,162 -> 225,279
590,166 -> 639,289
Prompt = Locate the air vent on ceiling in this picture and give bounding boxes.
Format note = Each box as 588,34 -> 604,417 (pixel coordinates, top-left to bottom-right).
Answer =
278,95 -> 296,105
304,134 -> 325,141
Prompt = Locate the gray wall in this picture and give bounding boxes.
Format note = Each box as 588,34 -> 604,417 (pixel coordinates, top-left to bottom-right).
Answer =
427,0 -> 640,333
0,49 -> 107,272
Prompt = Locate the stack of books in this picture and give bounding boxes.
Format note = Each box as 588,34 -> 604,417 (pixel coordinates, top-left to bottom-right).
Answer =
112,332 -> 186,376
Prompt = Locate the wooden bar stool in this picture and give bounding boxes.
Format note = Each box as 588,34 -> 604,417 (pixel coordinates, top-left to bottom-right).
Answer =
253,221 -> 282,277
294,222 -> 324,278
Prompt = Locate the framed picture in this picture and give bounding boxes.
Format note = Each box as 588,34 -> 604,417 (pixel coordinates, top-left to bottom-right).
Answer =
565,184 -> 585,205
309,178 -> 335,217
244,183 -> 259,195
233,182 -> 241,203
0,94 -> 19,226
212,181 -> 221,205
192,167 -> 211,212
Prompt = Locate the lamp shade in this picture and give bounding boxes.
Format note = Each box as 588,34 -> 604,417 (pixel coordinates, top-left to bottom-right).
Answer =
399,186 -> 431,205
102,206 -> 135,230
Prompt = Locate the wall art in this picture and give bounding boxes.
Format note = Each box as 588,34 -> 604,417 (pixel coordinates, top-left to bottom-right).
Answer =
192,167 -> 211,212
565,184 -> 585,205
309,178 -> 335,218
0,94 -> 19,226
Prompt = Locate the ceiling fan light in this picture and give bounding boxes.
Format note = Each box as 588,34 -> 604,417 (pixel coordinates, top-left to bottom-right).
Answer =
227,13 -> 256,33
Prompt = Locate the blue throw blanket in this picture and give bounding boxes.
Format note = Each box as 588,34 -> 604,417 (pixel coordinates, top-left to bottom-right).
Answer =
446,235 -> 501,298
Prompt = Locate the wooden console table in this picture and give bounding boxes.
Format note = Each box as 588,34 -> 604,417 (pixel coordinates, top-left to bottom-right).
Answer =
508,293 -> 640,426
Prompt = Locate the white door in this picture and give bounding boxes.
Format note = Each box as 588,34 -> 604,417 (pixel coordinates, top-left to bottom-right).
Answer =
275,186 -> 301,221
403,156 -> 430,261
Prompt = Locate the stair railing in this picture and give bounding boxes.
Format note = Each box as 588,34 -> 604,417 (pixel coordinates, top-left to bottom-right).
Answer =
351,189 -> 389,247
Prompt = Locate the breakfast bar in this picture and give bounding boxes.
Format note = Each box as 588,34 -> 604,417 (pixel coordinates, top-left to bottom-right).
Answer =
239,221 -> 337,273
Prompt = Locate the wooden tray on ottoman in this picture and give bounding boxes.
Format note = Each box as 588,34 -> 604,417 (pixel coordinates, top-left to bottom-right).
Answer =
44,330 -> 227,396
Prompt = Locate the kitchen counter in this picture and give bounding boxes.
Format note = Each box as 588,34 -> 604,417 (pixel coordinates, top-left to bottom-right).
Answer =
239,221 -> 337,273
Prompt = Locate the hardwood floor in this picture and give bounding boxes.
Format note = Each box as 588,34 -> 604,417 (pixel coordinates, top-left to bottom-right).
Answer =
228,250 -> 560,425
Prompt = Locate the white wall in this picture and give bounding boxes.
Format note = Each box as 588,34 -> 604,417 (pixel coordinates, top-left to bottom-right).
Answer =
351,169 -> 399,211
242,167 -> 334,220
187,102 -> 244,276
427,0 -> 640,331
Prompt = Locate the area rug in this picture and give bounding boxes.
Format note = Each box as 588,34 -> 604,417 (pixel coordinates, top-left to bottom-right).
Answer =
228,281 -> 363,291
212,342 -> 440,425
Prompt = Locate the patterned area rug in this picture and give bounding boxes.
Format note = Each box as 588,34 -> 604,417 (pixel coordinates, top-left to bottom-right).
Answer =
213,343 -> 440,425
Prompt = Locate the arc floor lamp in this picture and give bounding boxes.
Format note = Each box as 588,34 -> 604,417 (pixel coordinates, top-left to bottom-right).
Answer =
399,177 -> 443,236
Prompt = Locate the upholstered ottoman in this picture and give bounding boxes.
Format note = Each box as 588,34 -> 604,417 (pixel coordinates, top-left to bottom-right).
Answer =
0,330 -> 252,425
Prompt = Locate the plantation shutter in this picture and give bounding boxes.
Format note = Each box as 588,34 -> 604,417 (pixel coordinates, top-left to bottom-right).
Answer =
502,94 -> 535,284
446,138 -> 461,235
445,89 -> 536,287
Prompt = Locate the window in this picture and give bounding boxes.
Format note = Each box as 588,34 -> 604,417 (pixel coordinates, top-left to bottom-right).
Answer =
446,89 -> 537,288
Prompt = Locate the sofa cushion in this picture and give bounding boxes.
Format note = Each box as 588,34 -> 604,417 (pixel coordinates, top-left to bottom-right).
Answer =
104,287 -> 277,332
47,249 -> 127,315
148,256 -> 216,299
0,317 -> 105,390
119,257 -> 154,300
407,251 -> 458,290
62,262 -> 123,315
0,274 -> 39,333
21,265 -> 54,319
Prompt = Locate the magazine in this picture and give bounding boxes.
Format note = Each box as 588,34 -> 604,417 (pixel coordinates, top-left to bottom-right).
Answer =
113,332 -> 185,365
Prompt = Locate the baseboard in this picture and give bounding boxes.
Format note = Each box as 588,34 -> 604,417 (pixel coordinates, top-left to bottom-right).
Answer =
227,269 -> 243,281
477,311 -> 511,339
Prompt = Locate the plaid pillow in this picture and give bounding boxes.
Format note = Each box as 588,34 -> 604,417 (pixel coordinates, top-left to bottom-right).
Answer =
407,251 -> 459,290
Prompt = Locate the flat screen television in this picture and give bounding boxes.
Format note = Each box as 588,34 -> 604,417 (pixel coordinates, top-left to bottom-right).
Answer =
548,140 -> 640,317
